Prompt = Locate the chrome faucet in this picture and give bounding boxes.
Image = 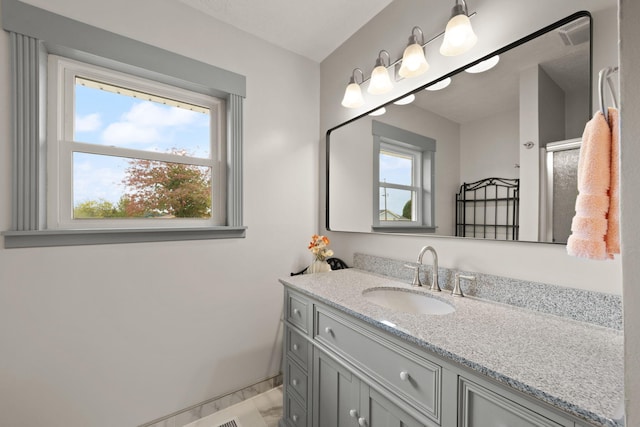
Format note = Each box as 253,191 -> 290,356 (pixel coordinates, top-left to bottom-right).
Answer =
404,246 -> 440,290
418,246 -> 440,292
453,273 -> 475,297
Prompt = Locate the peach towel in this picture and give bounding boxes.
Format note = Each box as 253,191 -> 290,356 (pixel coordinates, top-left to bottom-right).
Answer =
567,109 -> 620,260
606,108 -> 620,257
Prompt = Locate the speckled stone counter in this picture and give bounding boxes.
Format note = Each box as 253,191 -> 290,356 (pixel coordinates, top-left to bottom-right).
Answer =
280,269 -> 624,427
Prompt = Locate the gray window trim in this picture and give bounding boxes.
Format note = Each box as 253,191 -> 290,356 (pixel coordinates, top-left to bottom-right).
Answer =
1,0 -> 247,247
372,120 -> 436,233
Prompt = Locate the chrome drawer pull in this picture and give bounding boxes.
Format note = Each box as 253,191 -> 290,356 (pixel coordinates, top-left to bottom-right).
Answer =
292,379 -> 299,386
349,409 -> 358,418
325,326 -> 333,334
293,344 -> 299,351
293,308 -> 300,316
292,414 -> 298,422
400,371 -> 410,381
358,416 -> 367,426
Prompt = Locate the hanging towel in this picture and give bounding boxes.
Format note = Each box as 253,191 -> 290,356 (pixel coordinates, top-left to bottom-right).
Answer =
605,107 -> 620,257
567,111 -> 611,260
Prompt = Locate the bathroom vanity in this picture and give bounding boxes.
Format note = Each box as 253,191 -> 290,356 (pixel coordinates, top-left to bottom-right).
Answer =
279,269 -> 623,427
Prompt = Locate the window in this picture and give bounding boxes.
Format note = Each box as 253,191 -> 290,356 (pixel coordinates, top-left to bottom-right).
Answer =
2,0 -> 246,247
379,144 -> 422,223
372,121 -> 436,233
48,57 -> 225,229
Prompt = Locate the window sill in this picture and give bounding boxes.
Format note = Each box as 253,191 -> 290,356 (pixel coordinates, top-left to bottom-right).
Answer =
371,226 -> 436,234
2,226 -> 247,248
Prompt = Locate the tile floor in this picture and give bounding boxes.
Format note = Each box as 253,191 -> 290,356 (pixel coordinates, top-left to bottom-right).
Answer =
183,386 -> 282,427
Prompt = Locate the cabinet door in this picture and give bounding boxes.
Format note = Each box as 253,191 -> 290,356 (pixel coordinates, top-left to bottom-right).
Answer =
459,377 -> 566,427
313,348 -> 361,427
360,386 -> 427,427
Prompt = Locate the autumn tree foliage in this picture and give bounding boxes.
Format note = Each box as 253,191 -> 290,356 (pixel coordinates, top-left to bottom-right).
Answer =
122,157 -> 212,218
74,151 -> 212,219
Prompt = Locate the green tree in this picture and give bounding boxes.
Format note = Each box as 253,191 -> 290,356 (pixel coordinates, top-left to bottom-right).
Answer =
402,199 -> 412,220
74,199 -> 125,218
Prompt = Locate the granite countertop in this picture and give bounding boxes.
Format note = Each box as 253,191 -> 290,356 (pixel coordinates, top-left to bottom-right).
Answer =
280,269 -> 624,427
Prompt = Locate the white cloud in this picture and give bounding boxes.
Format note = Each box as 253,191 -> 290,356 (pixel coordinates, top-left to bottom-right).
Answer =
75,113 -> 102,132
101,101 -> 206,146
102,122 -> 161,144
73,156 -> 126,204
123,101 -> 202,127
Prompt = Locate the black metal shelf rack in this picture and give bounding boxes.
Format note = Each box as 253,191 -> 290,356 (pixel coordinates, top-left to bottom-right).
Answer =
455,178 -> 520,240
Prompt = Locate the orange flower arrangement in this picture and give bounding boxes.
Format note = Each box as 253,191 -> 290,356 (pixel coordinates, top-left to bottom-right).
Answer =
308,234 -> 334,261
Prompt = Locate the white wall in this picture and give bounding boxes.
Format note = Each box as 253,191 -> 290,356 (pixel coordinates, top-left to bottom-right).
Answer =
620,0 -> 640,424
321,0 -> 621,295
0,1 -> 319,426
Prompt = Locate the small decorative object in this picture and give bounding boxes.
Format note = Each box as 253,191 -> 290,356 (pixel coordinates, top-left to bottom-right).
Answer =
306,234 -> 334,274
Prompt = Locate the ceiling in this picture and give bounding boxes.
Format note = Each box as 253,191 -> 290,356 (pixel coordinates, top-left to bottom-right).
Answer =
178,0 -> 393,62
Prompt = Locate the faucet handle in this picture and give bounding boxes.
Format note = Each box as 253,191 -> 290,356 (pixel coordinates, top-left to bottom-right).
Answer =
453,273 -> 475,297
404,264 -> 422,287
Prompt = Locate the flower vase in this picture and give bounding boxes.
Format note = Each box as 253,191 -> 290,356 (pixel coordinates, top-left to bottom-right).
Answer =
306,259 -> 332,274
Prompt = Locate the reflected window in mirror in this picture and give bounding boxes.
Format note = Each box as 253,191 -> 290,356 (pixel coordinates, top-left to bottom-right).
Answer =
372,121 -> 436,233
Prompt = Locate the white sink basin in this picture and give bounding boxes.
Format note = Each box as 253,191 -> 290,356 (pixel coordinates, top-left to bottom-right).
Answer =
363,288 -> 455,315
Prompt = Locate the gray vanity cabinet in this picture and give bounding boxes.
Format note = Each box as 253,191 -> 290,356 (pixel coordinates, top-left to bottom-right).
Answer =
313,348 -> 360,427
458,377 -> 571,427
313,348 -> 427,427
361,386 -> 427,427
282,287 -> 584,427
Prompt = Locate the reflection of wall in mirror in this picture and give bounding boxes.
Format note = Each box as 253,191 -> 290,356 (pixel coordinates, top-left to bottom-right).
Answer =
329,118 -> 372,232
520,64 -> 587,241
460,109 -> 519,184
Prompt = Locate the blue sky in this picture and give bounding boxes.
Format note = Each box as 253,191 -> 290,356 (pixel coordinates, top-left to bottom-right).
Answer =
379,152 -> 413,216
73,84 -> 210,206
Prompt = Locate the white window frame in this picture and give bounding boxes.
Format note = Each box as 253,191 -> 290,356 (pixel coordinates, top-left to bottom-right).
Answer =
47,56 -> 226,230
2,0 -> 247,247
371,120 -> 436,233
378,142 -> 423,225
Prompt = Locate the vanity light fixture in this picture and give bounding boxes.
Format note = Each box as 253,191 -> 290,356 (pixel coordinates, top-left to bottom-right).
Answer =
393,94 -> 416,105
465,55 -> 500,73
368,107 -> 387,116
368,50 -> 393,95
341,68 -> 365,108
440,0 -> 478,56
398,27 -> 430,79
426,77 -> 452,91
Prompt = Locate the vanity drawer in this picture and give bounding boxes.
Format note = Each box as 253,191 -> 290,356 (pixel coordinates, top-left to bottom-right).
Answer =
286,290 -> 310,334
286,359 -> 308,405
459,377 -> 569,427
287,326 -> 309,370
314,307 -> 441,423
285,392 -> 307,427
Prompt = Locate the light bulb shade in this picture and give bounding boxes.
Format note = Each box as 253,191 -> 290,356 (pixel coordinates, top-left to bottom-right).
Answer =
368,107 -> 386,116
425,77 -> 452,91
398,44 -> 430,78
393,94 -> 416,105
465,55 -> 500,73
341,82 -> 364,108
368,66 -> 393,95
440,13 -> 477,56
